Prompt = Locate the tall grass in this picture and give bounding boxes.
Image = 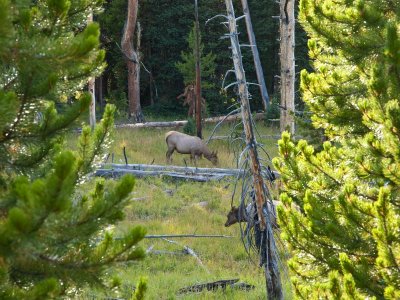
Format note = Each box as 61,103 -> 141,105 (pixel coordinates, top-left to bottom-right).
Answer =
104,122 -> 279,168
68,121 -> 289,299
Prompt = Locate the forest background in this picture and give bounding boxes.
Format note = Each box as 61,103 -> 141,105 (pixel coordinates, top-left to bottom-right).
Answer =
97,0 -> 308,120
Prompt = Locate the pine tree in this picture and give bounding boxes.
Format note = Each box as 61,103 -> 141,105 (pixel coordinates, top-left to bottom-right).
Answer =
175,23 -> 216,90
99,0 -> 285,115
273,0 -> 400,298
0,0 -> 145,298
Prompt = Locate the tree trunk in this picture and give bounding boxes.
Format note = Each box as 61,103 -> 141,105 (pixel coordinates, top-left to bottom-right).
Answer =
121,0 -> 145,123
224,1 -> 283,298
96,76 -> 104,112
87,11 -> 96,130
240,0 -> 270,111
149,73 -> 154,106
279,0 -> 295,134
194,0 -> 202,139
88,79 -> 96,130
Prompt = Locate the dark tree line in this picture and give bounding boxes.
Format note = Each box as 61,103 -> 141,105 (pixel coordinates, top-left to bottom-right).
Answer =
98,0 -> 308,119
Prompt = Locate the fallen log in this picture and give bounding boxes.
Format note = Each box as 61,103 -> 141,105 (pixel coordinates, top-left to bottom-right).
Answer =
98,163 -> 280,180
105,163 -> 244,175
116,120 -> 188,129
95,168 -> 230,182
177,279 -> 255,294
115,112 -> 266,129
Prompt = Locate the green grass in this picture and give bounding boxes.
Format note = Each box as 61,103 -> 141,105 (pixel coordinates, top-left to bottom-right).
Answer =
70,121 -> 290,299
104,122 -> 279,168
104,178 -> 271,300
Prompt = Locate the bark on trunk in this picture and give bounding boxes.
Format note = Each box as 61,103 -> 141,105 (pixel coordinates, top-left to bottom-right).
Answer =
88,12 -> 96,130
194,0 -> 202,139
96,76 -> 104,111
279,0 -> 295,134
149,73 -> 154,105
121,0 -> 145,123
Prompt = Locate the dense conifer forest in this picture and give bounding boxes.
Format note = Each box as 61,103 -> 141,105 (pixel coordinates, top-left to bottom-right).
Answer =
98,0 -> 308,118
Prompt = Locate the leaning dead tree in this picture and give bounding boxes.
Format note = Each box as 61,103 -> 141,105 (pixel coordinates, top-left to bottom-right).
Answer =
279,0 -> 295,134
206,1 -> 284,298
122,0 -> 145,122
240,0 -> 270,111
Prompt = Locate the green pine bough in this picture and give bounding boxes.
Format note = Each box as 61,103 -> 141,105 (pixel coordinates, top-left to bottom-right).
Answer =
273,0 -> 400,298
0,0 -> 145,298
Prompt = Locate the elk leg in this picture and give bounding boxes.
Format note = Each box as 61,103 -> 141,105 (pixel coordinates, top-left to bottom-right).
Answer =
166,148 -> 174,163
190,152 -> 198,167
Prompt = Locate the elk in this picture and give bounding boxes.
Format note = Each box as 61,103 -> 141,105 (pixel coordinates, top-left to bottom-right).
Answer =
224,201 -> 279,227
165,131 -> 218,165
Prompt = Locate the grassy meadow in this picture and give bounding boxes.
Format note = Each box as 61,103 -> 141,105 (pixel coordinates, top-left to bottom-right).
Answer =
69,121 -> 288,299
104,123 -> 280,168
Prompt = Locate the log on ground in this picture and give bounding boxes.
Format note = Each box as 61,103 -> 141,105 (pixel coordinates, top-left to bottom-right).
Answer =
115,112 -> 266,129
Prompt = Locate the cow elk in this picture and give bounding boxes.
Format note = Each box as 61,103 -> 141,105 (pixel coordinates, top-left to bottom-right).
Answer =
165,131 -> 218,165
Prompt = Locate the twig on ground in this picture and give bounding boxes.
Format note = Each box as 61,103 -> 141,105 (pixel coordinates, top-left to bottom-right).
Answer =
162,238 -> 209,273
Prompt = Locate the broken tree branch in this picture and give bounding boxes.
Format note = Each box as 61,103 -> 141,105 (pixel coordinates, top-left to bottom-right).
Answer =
163,238 -> 209,273
144,234 -> 234,239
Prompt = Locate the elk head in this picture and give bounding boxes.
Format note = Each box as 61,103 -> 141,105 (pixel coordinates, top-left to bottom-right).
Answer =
208,150 -> 218,166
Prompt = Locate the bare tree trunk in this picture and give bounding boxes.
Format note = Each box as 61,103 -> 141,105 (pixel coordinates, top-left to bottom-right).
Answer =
224,1 -> 283,298
121,0 -> 145,123
279,0 -> 295,134
96,76 -> 104,112
88,11 -> 96,130
88,79 -> 96,130
149,73 -> 154,106
194,0 -> 202,139
240,0 -> 270,111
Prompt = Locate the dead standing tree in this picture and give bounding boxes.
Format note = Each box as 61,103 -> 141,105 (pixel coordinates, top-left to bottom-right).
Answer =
279,0 -> 295,134
214,1 -> 284,298
176,84 -> 206,118
122,0 -> 145,122
194,0 -> 202,138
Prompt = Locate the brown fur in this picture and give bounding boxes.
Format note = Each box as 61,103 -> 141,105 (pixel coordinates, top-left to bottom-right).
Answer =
165,131 -> 218,165
224,201 -> 280,227
225,206 -> 248,227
